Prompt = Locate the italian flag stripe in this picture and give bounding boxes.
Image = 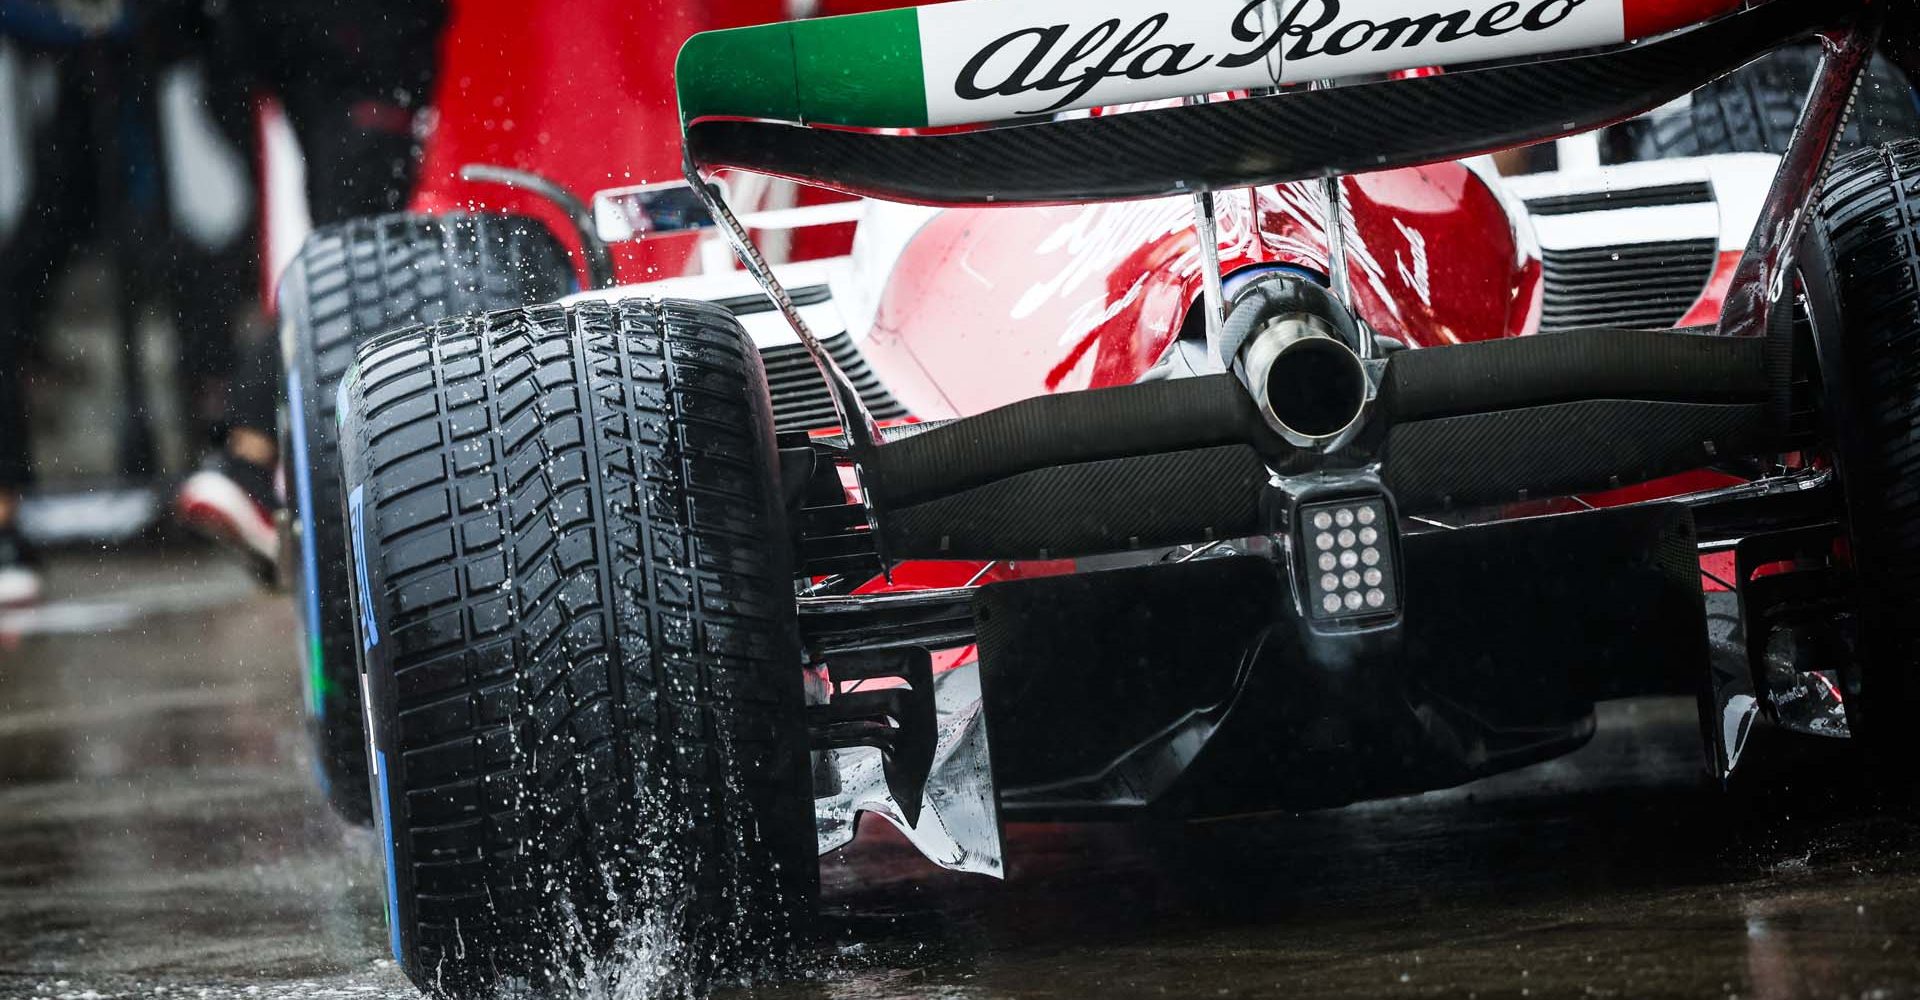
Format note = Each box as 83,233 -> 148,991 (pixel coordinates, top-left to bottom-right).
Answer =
678,0 -> 1746,132
678,8 -> 931,128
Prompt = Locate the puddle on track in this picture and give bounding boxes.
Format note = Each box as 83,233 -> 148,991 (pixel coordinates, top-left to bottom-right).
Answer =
4,551 -> 1918,1000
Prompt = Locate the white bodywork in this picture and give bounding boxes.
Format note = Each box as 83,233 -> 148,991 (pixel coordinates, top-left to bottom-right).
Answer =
561,198 -> 941,353
1500,138 -> 1778,256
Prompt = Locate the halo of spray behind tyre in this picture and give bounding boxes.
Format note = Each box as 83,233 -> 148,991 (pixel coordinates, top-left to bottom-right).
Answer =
338,299 -> 817,997
280,212 -> 572,825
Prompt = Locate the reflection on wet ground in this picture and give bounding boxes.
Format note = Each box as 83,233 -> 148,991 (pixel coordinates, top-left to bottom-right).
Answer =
2,549 -> 1916,999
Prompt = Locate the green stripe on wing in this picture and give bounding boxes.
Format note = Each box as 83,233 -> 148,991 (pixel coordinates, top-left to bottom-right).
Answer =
677,8 -> 928,128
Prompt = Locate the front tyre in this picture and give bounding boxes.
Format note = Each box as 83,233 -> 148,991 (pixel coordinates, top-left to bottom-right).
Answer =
339,300 -> 817,996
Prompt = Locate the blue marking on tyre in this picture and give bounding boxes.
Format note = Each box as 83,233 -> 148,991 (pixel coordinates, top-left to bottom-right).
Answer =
374,748 -> 403,962
349,485 -> 380,651
289,372 -> 326,719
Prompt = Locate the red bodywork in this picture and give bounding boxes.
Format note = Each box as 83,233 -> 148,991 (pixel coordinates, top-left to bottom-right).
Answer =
846,157 -> 1558,624
859,165 -> 1540,420
408,0 -> 875,285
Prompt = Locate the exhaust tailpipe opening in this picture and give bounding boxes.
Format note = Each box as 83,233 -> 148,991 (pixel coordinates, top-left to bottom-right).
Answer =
1268,337 -> 1367,438
1239,314 -> 1369,450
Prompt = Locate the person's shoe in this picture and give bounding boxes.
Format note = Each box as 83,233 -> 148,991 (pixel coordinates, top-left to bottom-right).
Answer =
178,455 -> 280,583
0,524 -> 43,607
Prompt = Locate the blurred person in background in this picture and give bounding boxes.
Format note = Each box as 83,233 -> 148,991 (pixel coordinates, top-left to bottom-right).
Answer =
0,0 -> 297,604
0,0 -> 139,606
175,0 -> 446,578
0,0 -> 443,604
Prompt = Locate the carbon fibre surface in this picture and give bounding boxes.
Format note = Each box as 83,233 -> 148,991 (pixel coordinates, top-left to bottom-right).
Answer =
870,375 -> 1268,507
1379,329 -> 1774,422
687,0 -> 1829,206
864,328 -> 1775,519
882,445 -> 1270,560
878,398 -> 1776,559
1381,400 -> 1775,510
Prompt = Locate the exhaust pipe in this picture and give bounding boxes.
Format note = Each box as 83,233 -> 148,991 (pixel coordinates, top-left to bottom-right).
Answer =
1220,274 -> 1371,451
1239,312 -> 1369,449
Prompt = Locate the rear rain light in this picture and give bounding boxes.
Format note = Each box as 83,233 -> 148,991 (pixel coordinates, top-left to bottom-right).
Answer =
1297,495 -> 1401,627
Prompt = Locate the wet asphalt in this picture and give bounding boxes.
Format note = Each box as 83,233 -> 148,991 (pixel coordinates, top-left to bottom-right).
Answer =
2,546 -> 1918,1000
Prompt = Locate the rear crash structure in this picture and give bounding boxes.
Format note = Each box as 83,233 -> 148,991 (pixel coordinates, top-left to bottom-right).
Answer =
331,0 -> 1920,994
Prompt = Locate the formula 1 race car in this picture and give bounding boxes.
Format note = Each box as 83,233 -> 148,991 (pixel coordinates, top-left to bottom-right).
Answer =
308,0 -> 1920,994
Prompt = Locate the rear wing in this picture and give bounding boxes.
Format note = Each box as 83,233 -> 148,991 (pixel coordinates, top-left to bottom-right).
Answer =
680,0 -> 1746,130
675,0 -> 1830,206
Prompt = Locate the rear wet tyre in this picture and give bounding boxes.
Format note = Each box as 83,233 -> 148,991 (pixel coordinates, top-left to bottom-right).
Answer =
1808,139 -> 1920,784
280,212 -> 571,825
339,299 -> 817,997
1614,45 -> 1918,161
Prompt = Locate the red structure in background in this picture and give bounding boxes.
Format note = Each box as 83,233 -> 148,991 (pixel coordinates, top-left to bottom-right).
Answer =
409,0 -> 903,287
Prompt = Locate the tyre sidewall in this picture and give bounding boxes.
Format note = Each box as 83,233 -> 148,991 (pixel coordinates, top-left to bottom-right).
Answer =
280,245 -> 373,823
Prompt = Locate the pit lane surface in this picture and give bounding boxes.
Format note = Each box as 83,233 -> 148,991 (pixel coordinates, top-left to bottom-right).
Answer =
2,548 -> 1917,1000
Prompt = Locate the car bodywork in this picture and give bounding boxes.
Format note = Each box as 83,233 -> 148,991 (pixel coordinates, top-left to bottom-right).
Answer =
638,0 -> 1911,879
311,0 -> 1908,889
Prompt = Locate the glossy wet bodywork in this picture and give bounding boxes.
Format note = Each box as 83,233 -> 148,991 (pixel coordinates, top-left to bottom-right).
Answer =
2,548 -> 1917,999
